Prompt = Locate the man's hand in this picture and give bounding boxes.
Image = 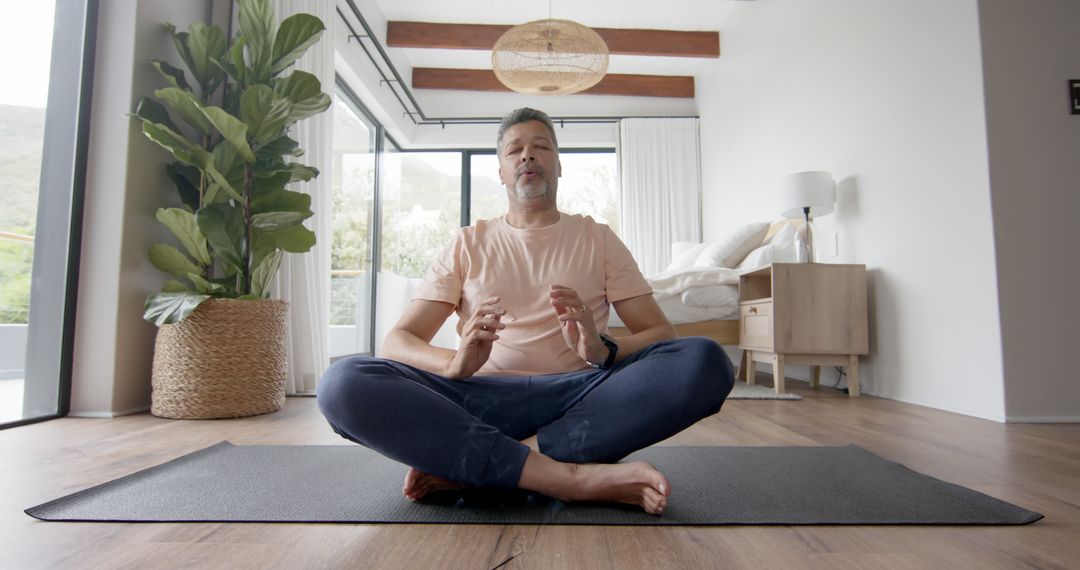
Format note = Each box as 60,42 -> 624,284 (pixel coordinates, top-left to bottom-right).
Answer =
444,296 -> 505,380
550,284 -> 607,365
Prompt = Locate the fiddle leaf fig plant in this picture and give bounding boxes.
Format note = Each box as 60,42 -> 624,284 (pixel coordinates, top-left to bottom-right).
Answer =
135,0 -> 330,326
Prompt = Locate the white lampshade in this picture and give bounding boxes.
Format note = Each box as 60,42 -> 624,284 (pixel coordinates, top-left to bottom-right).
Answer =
780,171 -> 836,219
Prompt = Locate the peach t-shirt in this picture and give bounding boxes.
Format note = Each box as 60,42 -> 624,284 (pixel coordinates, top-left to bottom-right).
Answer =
412,213 -> 652,376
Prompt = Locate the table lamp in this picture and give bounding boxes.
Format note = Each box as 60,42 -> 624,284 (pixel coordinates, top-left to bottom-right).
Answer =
780,171 -> 836,263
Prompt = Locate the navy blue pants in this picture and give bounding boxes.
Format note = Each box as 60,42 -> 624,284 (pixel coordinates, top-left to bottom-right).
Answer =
317,337 -> 734,489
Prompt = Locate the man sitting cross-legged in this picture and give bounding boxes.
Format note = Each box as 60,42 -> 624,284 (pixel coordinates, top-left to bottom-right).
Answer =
317,107 -> 734,515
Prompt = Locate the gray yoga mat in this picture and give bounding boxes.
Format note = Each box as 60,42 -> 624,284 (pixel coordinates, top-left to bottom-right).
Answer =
25,443 -> 1042,525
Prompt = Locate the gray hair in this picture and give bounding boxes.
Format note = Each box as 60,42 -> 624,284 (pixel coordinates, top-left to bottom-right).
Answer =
496,107 -> 559,151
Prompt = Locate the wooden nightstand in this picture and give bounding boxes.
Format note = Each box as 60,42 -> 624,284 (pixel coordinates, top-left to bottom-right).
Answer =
738,263 -> 868,396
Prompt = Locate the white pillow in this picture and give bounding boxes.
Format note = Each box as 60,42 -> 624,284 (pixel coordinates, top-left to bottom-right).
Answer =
693,222 -> 770,268
666,242 -> 707,271
737,223 -> 798,269
769,223 -> 798,263
736,243 -> 774,270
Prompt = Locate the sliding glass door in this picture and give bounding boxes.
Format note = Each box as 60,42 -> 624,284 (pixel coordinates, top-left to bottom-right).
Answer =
0,0 -> 96,428
375,149 -> 463,353
329,93 -> 378,358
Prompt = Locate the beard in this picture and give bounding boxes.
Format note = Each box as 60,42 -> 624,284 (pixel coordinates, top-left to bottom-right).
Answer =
511,166 -> 556,202
513,178 -> 551,200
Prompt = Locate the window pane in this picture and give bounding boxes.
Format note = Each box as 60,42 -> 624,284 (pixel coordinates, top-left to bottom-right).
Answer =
469,153 -> 504,224
329,95 -> 376,357
469,151 -> 619,236
0,1 -> 57,424
556,153 -> 620,235
380,152 -> 461,278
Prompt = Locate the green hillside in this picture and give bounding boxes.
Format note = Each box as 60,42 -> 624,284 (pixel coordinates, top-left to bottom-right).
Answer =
0,104 -> 45,234
0,104 -> 44,323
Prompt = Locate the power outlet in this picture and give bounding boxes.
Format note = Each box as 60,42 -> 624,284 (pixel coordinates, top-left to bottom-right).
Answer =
1071,80 -> 1080,115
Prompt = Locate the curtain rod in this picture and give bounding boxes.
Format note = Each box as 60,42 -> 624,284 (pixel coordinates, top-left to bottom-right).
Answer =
337,0 -> 699,127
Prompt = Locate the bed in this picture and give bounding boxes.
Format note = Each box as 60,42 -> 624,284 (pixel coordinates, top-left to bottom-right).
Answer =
607,220 -> 799,364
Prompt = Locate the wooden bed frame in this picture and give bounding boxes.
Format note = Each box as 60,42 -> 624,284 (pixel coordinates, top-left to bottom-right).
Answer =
610,320 -> 746,375
609,319 -> 739,346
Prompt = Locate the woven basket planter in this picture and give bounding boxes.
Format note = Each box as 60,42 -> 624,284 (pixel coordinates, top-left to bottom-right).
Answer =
151,298 -> 289,419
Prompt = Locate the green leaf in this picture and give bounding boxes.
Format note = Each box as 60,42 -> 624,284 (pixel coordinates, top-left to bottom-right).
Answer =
240,84 -> 292,147
164,24 -> 197,81
274,70 -> 331,125
251,249 -> 282,298
257,135 -> 302,158
154,87 -> 211,136
271,14 -> 325,74
239,0 -> 276,82
207,142 -> 243,204
137,119 -> 199,164
252,189 -> 312,216
166,162 -> 201,211
155,208 -> 211,266
250,228 -> 277,273
209,275 -> 239,295
149,244 -> 203,277
133,97 -> 180,134
225,35 -> 250,87
286,162 -> 319,182
264,223 -> 315,253
252,211 -> 306,230
196,203 -> 246,273
136,120 -> 242,202
251,170 -> 290,199
149,60 -> 190,91
185,22 -> 227,92
203,159 -> 243,203
186,272 -> 226,295
161,280 -> 190,293
143,292 -> 210,326
201,106 -> 256,163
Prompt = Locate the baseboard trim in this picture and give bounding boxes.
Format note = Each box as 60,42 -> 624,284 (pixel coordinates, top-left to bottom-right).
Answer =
69,405 -> 150,418
1005,416 -> 1080,424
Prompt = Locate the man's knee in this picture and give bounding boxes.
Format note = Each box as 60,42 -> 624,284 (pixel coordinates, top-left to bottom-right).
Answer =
669,337 -> 735,412
316,356 -> 396,435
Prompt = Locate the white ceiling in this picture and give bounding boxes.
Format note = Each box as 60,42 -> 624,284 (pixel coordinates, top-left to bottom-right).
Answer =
372,0 -> 740,30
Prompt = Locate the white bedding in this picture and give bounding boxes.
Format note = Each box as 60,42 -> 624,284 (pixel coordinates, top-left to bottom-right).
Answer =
608,267 -> 741,327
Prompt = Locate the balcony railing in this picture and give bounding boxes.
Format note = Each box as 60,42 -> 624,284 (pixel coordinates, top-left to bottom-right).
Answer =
0,231 -> 33,325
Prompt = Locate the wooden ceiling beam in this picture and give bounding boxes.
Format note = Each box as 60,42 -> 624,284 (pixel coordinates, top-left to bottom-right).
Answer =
388,21 -> 719,58
412,68 -> 695,98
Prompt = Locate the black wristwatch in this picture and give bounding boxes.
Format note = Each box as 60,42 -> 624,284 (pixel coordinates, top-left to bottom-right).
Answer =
588,333 -> 619,369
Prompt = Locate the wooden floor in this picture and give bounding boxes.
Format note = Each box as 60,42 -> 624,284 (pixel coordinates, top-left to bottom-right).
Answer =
3,375 -> 1079,570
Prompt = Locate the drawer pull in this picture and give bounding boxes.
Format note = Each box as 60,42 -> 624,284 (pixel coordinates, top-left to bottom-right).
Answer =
749,306 -> 757,314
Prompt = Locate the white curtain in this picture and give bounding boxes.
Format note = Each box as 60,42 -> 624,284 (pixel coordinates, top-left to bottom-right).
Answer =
617,118 -> 702,277
269,0 -> 334,394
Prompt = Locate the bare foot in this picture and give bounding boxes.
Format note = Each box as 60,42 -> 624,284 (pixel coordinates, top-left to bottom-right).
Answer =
570,461 -> 671,515
402,468 -> 465,501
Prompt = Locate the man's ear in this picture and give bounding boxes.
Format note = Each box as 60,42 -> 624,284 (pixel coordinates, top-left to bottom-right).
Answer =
557,158 -> 562,178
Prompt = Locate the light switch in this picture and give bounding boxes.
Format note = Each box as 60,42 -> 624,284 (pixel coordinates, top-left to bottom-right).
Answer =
1071,80 -> 1080,115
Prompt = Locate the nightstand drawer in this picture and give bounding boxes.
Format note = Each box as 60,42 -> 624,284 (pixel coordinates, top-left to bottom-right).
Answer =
739,301 -> 773,350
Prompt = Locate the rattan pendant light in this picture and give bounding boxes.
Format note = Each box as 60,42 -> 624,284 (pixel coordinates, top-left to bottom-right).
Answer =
492,17 -> 609,95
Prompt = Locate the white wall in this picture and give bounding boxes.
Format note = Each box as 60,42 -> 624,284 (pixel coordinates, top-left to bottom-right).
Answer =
696,0 -> 1006,420
979,0 -> 1080,422
71,0 -> 215,417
